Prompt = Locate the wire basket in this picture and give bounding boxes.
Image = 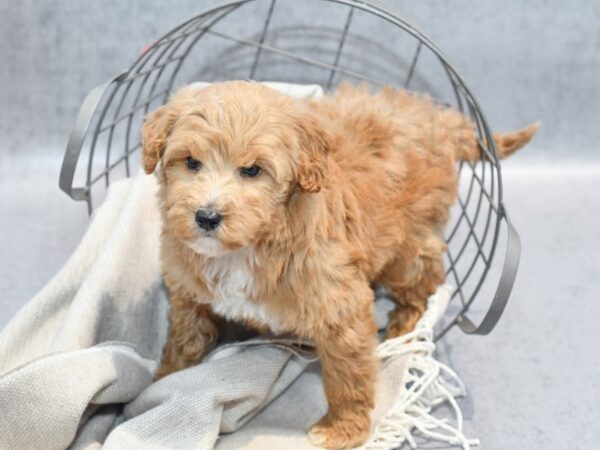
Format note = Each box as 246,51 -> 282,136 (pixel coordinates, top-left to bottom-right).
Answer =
59,0 -> 521,339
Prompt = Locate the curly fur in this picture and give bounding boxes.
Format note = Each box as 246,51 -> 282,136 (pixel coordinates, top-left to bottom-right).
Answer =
143,81 -> 537,449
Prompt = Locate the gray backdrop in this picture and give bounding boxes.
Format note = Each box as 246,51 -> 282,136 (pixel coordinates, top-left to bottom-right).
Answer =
1,1 -> 599,450
1,0 -> 599,161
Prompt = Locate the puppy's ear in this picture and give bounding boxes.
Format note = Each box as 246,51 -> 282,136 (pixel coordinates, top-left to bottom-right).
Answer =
296,113 -> 331,193
141,104 -> 178,174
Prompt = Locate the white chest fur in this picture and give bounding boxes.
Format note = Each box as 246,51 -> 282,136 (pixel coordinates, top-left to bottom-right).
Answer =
201,249 -> 283,333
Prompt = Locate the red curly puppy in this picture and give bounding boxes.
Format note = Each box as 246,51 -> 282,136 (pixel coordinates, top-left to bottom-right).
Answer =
142,81 -> 537,449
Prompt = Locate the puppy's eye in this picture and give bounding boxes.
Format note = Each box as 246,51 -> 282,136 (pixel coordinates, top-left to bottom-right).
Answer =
240,165 -> 261,178
186,157 -> 202,171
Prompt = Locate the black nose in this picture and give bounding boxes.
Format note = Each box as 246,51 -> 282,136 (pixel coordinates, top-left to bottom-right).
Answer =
195,208 -> 222,231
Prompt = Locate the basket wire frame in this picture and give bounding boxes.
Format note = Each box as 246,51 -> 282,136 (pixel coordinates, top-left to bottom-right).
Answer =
59,0 -> 520,340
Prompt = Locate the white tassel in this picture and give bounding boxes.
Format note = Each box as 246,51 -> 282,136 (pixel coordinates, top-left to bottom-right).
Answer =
364,285 -> 479,450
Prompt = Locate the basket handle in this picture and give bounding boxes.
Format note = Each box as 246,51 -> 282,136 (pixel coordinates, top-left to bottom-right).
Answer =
59,72 -> 128,201
457,213 -> 521,335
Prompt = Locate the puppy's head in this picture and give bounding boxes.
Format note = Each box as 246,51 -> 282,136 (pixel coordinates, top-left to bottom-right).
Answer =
142,81 -> 329,256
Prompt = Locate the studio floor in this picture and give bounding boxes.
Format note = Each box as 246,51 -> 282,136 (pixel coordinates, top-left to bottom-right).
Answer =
1,154 -> 598,449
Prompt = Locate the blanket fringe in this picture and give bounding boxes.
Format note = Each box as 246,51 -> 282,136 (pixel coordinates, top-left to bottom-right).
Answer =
365,287 -> 479,450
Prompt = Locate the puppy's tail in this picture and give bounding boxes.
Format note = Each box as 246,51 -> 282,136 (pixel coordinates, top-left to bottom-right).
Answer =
452,118 -> 540,162
492,122 -> 540,159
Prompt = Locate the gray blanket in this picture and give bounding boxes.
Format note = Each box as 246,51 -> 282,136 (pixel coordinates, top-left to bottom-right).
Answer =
0,173 -> 473,450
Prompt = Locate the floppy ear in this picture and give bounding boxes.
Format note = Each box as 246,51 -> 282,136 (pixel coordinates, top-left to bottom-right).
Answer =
295,113 -> 331,193
141,104 -> 179,174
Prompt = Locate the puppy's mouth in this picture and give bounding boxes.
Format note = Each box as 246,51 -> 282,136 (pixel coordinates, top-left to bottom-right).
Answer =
186,235 -> 229,257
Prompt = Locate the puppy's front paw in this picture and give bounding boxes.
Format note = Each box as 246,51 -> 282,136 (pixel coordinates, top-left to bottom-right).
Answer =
308,413 -> 370,449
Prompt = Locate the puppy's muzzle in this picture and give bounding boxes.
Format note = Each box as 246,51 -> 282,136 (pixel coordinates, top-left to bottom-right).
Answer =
195,207 -> 222,232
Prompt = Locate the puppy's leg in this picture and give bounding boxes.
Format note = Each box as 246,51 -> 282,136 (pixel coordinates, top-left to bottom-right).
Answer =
381,237 -> 446,339
309,291 -> 378,450
155,288 -> 220,379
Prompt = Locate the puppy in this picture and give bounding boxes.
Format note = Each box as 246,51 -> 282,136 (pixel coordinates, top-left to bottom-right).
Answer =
142,81 -> 537,449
